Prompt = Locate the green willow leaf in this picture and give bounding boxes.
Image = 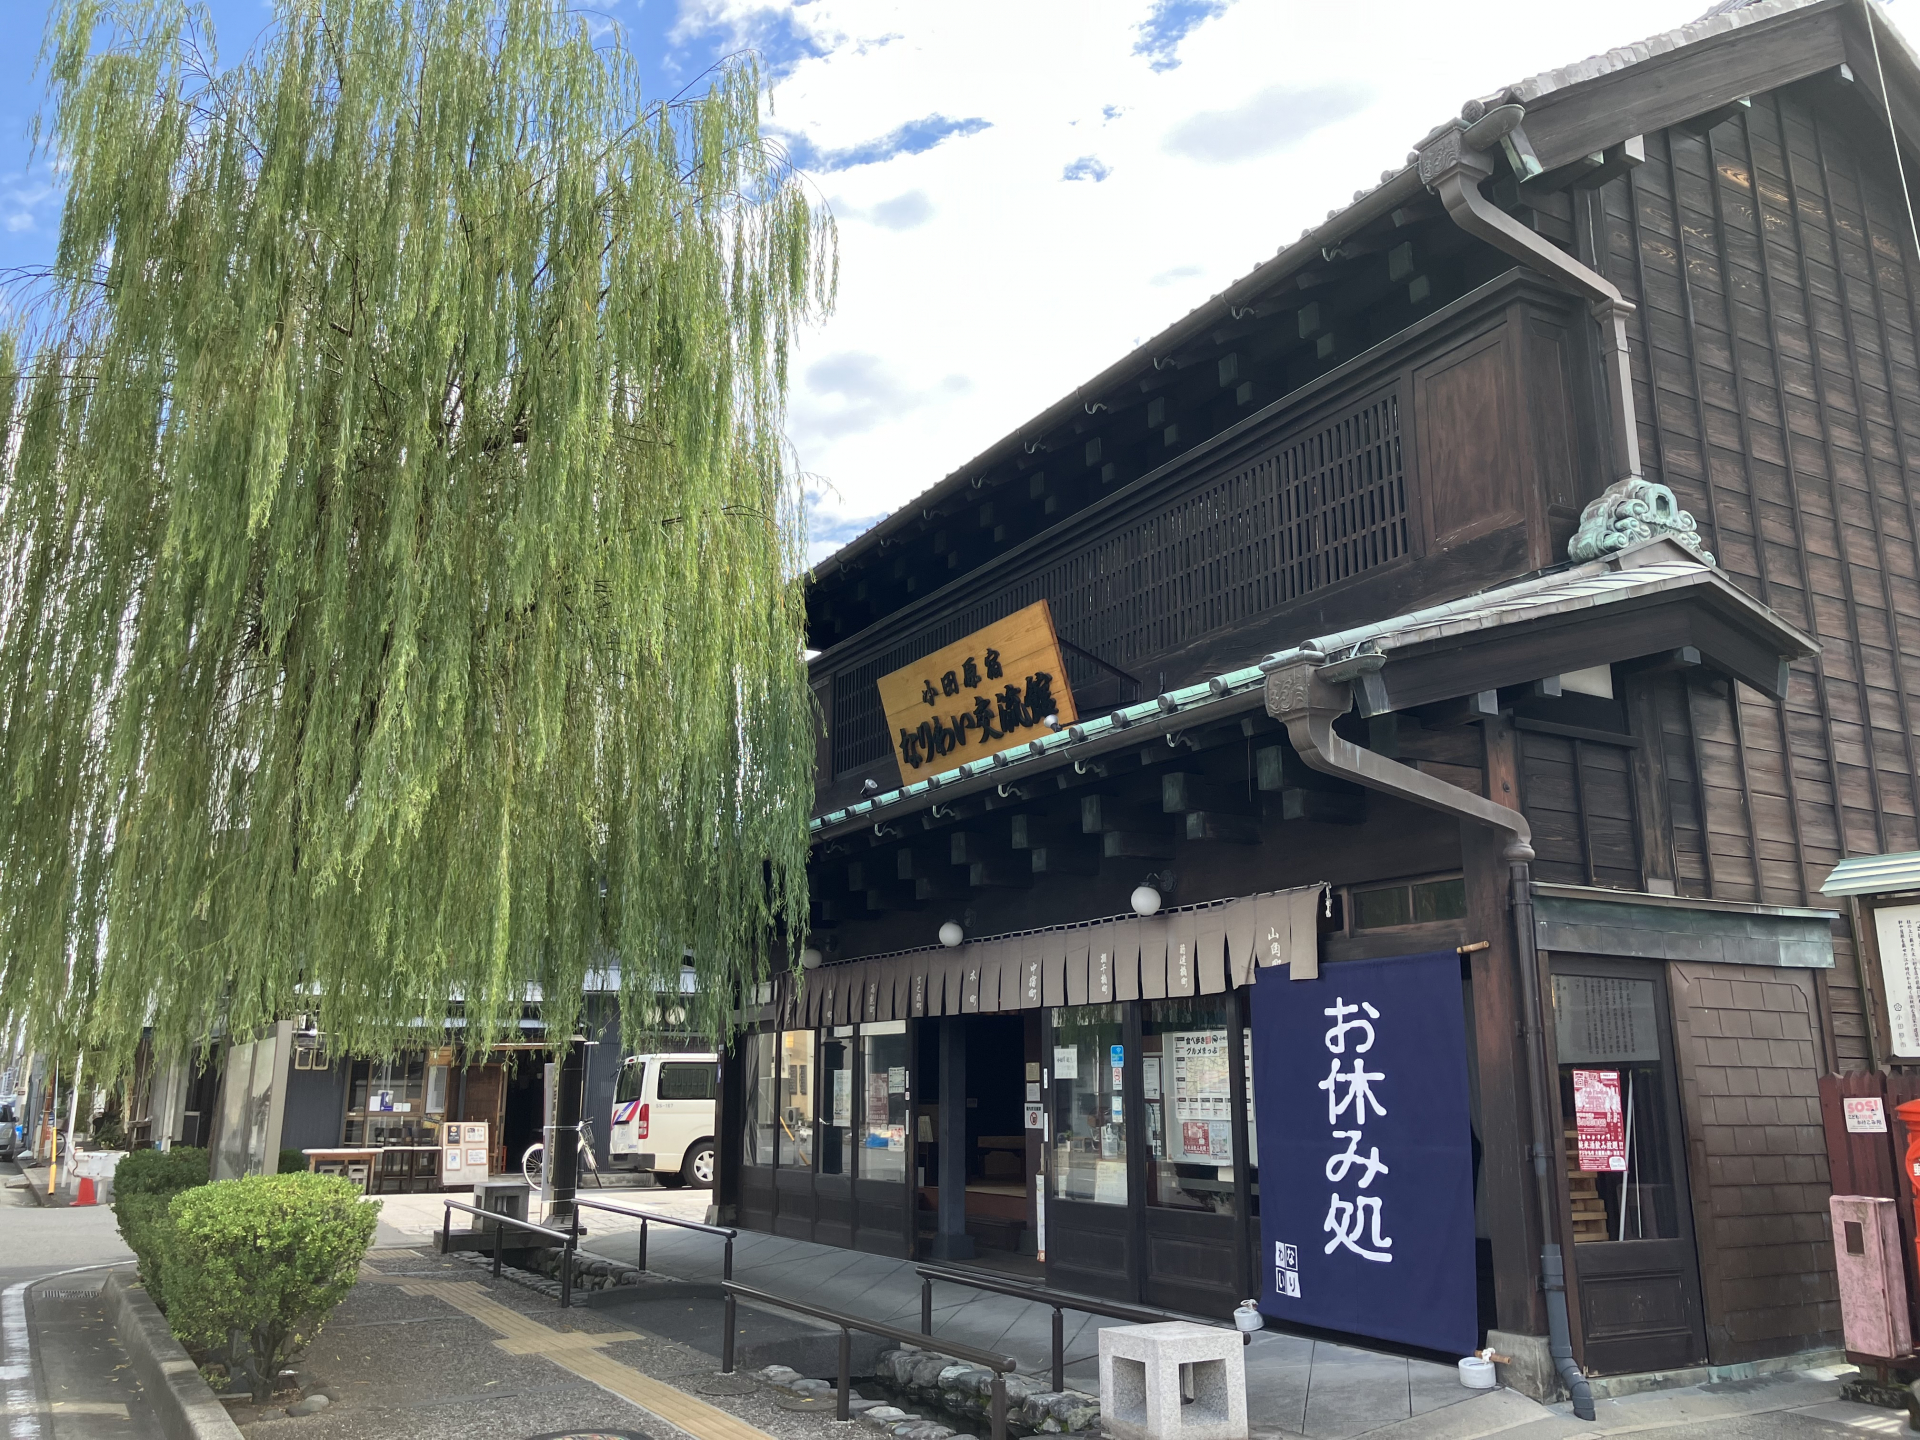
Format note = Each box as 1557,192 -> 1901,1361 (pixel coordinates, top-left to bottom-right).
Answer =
0,0 -> 834,1074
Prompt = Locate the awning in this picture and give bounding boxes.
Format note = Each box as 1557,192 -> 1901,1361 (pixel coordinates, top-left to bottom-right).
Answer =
1820,851 -> 1920,898
789,884 -> 1326,1021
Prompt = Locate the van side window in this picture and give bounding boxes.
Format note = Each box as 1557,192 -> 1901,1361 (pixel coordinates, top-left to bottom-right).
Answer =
658,1063 -> 717,1101
615,1062 -> 646,1104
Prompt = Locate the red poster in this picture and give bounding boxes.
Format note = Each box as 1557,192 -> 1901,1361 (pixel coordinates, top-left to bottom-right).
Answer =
1573,1068 -> 1626,1172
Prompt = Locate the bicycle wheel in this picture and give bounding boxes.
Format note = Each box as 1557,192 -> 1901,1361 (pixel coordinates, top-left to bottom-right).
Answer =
521,1142 -> 545,1191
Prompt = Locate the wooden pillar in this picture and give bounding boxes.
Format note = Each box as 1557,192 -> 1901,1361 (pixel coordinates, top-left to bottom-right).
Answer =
1468,712 -> 1546,1335
715,1034 -> 745,1225
931,1015 -> 974,1260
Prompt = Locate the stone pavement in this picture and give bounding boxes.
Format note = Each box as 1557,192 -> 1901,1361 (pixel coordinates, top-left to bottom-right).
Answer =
376,1190 -> 1879,1440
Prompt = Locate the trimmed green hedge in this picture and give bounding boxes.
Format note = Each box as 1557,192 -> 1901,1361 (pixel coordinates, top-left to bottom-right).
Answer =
108,1147 -> 208,1311
164,1172 -> 378,1383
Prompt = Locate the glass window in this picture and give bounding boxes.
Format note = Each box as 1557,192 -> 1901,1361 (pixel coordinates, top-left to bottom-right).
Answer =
1142,996 -> 1237,1213
615,1059 -> 646,1105
1351,875 -> 1466,930
1551,973 -> 1680,1242
659,1062 -> 717,1101
1414,878 -> 1466,923
341,1057 -> 432,1146
818,1029 -> 854,1177
1050,1004 -> 1127,1205
740,1031 -> 776,1167
859,1021 -> 910,1182
778,1031 -> 815,1169
425,1064 -> 449,1115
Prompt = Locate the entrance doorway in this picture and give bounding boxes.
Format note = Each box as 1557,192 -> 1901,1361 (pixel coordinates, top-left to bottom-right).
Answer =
1550,958 -> 1708,1374
964,1015 -> 1029,1258
500,1052 -> 547,1177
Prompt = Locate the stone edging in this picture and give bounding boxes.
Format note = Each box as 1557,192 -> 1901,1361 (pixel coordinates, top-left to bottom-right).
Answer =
101,1270 -> 244,1440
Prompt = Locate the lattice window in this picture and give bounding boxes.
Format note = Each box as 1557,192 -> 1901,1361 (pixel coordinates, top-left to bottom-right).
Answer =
829,388 -> 1407,775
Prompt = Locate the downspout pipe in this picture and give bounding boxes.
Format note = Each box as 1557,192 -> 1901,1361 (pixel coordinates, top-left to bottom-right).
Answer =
1417,118 -> 1642,491
1266,653 -> 1596,1421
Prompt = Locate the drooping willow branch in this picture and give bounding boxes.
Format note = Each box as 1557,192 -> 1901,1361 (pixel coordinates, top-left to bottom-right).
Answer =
0,0 -> 836,1075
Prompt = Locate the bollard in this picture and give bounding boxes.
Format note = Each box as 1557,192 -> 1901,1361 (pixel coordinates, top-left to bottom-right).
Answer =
990,1371 -> 1007,1440
722,1236 -> 734,1283
561,1230 -> 575,1310
922,1276 -> 933,1335
837,1328 -> 852,1421
722,1293 -> 737,1373
441,1204 -> 451,1256
638,1218 -> 648,1272
1051,1307 -> 1064,1393
492,1219 -> 504,1281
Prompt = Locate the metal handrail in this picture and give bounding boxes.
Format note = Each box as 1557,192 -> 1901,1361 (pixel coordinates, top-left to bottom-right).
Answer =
916,1264 -> 1247,1393
722,1279 -> 1017,1440
441,1199 -> 580,1309
568,1196 -> 737,1279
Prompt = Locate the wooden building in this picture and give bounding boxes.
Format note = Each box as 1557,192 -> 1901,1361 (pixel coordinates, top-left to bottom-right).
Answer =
714,0 -> 1920,1395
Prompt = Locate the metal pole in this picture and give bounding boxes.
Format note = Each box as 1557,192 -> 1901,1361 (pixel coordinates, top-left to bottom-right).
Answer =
837,1328 -> 852,1421
638,1217 -> 648,1272
990,1372 -> 1007,1440
441,1204 -> 451,1255
61,1052 -> 84,1195
922,1276 -> 932,1335
1052,1307 -> 1064,1394
549,1036 -> 587,1235
562,1229 -> 574,1310
722,1294 -> 737,1373
492,1219 -> 503,1281
723,1236 -> 734,1283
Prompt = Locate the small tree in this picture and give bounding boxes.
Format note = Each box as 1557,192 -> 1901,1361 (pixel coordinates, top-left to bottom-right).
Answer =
164,1172 -> 379,1392
108,1145 -> 210,1311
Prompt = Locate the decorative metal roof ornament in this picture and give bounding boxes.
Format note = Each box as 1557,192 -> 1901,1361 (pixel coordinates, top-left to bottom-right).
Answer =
1567,478 -> 1714,566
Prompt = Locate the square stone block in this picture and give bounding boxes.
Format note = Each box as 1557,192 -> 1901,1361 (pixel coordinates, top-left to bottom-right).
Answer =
1098,1322 -> 1247,1440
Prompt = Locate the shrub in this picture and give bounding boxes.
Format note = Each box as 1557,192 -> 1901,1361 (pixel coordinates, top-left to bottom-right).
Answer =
164,1172 -> 379,1389
109,1147 -> 209,1311
277,1148 -> 308,1175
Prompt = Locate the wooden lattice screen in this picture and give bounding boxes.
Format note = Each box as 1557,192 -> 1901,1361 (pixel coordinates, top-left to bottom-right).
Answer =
831,387 -> 1407,775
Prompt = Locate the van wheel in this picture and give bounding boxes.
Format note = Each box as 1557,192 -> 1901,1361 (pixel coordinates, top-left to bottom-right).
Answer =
682,1141 -> 716,1189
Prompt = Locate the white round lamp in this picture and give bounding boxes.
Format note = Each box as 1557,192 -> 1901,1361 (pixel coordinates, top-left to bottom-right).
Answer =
1131,884 -> 1163,917
938,921 -> 965,948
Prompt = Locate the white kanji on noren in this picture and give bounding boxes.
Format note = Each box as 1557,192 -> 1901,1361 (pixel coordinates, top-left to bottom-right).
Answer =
1324,1130 -> 1390,1188
1323,1193 -> 1393,1262
1322,997 -> 1380,1053
1318,1057 -> 1386,1125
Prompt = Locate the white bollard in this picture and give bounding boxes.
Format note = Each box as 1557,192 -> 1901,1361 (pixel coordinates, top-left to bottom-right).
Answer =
1098,1322 -> 1248,1440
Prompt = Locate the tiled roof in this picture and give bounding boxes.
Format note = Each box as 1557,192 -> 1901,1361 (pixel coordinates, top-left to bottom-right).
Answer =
811,540 -> 1810,836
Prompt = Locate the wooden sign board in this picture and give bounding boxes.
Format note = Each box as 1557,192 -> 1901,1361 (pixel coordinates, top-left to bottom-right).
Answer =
876,600 -> 1078,784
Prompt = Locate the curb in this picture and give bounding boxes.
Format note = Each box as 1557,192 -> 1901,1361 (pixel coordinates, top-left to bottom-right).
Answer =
101,1270 -> 243,1440
6,1160 -> 47,1206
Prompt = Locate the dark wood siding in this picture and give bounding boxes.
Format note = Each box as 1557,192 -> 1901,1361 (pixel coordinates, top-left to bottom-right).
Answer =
1596,83 -> 1920,1070
1665,963 -> 1837,1364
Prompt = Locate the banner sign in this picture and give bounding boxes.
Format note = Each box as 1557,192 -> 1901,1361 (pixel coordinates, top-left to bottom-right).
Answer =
1250,951 -> 1476,1355
1573,1069 -> 1627,1171
874,600 -> 1078,783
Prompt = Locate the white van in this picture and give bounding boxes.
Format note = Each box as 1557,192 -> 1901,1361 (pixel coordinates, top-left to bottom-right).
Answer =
609,1052 -> 719,1186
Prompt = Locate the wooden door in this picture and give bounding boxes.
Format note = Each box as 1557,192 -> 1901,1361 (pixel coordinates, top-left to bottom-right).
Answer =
1551,959 -> 1708,1374
460,1065 -> 506,1176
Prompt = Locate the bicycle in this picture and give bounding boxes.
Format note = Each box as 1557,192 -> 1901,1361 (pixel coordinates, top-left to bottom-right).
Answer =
520,1117 -> 607,1194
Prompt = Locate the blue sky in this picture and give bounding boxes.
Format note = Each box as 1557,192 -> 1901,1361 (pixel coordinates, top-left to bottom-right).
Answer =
0,0 -> 1808,564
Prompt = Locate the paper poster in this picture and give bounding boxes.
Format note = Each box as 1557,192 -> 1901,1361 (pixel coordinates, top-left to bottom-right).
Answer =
832,1068 -> 853,1128
1172,1030 -> 1233,1161
1554,977 -> 1659,1063
868,1074 -> 891,1124
1845,1096 -> 1889,1133
444,1149 -> 463,1172
888,1066 -> 909,1095
465,1147 -> 488,1168
1024,1104 -> 1045,1131
1573,1068 -> 1627,1172
1877,905 -> 1920,1058
1143,1056 -> 1162,1101
1052,1046 -> 1078,1080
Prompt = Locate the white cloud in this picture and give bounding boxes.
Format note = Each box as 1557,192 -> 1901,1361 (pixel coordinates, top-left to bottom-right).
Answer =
724,0 -> 1718,561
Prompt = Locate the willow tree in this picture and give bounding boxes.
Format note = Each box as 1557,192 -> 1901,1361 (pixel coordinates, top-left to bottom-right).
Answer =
0,0 -> 833,1074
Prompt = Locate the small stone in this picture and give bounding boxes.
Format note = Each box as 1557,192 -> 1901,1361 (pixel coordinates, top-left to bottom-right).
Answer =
286,1395 -> 331,1417
907,1354 -> 950,1388
587,1260 -> 612,1277
791,1378 -> 832,1396
944,1367 -> 993,1401
760,1365 -> 802,1383
885,1351 -> 922,1384
616,1270 -> 641,1285
848,1398 -> 885,1414
860,1406 -> 907,1430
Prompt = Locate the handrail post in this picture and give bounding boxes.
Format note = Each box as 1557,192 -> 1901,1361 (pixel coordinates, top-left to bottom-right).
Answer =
723,1236 -> 733,1283
837,1327 -> 852,1422
1052,1306 -> 1064,1394
441,1203 -> 451,1256
722,1292 -> 737,1374
990,1371 -> 1007,1440
638,1217 -> 648,1273
922,1276 -> 932,1335
492,1218 -> 503,1281
561,1226 -> 575,1310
